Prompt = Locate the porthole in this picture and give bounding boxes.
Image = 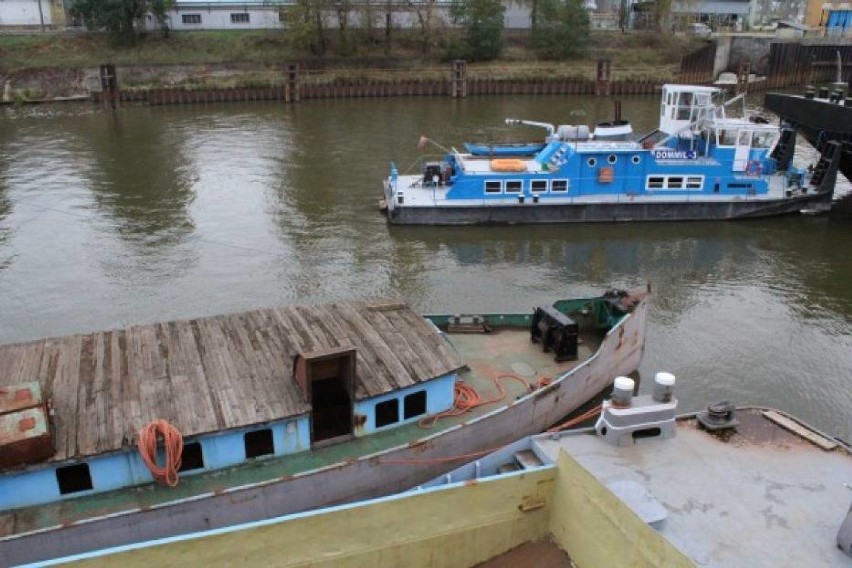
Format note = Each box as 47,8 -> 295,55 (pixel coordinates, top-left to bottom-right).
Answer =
631,155 -> 641,165
587,157 -> 597,167
607,154 -> 617,165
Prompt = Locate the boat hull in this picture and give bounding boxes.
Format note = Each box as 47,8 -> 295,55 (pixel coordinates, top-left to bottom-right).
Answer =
385,193 -> 834,225
0,295 -> 649,566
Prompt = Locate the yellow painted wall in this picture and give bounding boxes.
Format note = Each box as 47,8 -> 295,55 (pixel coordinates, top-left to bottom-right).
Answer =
805,0 -> 843,28
49,1 -> 68,27
549,452 -> 694,568
66,471 -> 555,568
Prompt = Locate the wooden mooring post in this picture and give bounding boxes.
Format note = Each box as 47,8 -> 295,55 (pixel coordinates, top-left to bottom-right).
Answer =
99,64 -> 119,110
451,60 -> 467,98
595,59 -> 612,96
285,64 -> 300,103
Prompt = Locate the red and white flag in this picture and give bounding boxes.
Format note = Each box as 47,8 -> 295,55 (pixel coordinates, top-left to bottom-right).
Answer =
417,135 -> 429,151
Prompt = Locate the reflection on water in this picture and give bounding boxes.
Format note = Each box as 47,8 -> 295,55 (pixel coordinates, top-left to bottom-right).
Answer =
0,96 -> 850,442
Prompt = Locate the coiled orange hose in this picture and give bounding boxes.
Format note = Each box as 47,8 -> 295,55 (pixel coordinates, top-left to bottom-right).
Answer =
137,419 -> 184,487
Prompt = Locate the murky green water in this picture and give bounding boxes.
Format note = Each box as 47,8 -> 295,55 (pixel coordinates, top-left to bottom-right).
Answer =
1,95 -> 851,441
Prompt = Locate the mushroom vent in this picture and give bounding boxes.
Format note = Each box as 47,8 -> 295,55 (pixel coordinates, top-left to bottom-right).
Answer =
697,400 -> 739,431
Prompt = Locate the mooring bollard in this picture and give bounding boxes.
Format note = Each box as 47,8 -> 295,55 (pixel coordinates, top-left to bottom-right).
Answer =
99,64 -> 119,110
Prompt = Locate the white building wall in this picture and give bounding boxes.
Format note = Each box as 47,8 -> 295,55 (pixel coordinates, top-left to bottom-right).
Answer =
0,0 -> 52,26
167,7 -> 283,30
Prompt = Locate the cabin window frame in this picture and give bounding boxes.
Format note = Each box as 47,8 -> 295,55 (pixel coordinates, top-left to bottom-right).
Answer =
631,155 -> 641,165
56,463 -> 94,495
530,179 -> 549,193
551,179 -> 569,193
375,398 -> 400,428
404,391 -> 428,419
179,441 -> 206,471
607,154 -> 618,165
504,180 -> 523,194
182,14 -> 202,24
646,175 -> 704,191
244,428 -> 275,459
587,157 -> 597,168
484,180 -> 503,194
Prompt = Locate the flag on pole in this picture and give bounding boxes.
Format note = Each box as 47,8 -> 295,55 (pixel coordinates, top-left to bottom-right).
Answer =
417,136 -> 429,151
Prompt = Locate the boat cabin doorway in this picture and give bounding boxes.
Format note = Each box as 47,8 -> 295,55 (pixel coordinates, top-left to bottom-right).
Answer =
294,348 -> 356,446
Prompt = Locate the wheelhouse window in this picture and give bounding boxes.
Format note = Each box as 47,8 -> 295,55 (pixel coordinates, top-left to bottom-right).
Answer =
404,391 -> 427,419
376,399 -> 399,428
531,180 -> 548,193
647,176 -> 665,189
231,13 -> 250,24
504,180 -> 522,194
244,428 -> 275,459
551,179 -> 568,193
718,130 -> 737,146
182,14 -> 202,24
484,181 -> 502,194
56,463 -> 93,495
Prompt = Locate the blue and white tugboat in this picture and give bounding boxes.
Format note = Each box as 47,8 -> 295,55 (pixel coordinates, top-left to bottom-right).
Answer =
382,85 -> 843,225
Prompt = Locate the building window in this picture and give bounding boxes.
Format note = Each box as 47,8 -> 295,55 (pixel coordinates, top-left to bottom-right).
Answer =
56,463 -> 93,495
244,429 -> 275,459
179,442 -> 205,471
531,180 -> 548,193
231,13 -> 250,24
404,391 -> 427,419
375,399 -> 399,428
551,179 -> 568,193
504,180 -> 522,194
182,14 -> 202,25
484,181 -> 502,194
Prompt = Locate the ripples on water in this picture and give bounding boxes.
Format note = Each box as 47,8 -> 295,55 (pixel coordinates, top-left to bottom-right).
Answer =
0,96 -> 851,441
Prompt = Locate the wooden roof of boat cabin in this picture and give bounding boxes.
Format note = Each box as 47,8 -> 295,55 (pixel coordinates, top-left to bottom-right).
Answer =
0,299 -> 466,464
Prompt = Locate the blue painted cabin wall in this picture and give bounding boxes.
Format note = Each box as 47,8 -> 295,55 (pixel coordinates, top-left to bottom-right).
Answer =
0,373 -> 457,511
354,373 -> 456,433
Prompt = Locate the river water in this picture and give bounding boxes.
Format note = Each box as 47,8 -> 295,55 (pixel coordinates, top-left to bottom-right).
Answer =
1,94 -> 851,441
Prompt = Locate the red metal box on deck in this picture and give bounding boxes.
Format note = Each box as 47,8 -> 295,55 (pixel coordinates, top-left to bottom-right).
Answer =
0,382 -> 54,469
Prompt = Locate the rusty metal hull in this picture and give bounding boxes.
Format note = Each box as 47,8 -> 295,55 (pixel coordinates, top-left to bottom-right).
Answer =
0,296 -> 648,566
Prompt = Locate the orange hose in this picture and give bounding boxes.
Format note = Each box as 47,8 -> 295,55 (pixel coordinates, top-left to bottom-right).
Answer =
418,374 -> 549,429
137,419 -> 184,487
546,406 -> 602,433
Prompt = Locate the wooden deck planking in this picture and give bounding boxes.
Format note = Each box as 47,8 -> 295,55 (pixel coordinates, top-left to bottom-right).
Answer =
0,300 -> 465,463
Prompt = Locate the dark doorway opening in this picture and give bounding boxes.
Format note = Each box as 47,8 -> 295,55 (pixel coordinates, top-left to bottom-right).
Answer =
296,348 -> 356,446
311,376 -> 353,442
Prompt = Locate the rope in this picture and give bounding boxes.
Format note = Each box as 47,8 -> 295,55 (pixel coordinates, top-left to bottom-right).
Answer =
137,419 -> 184,487
418,373 -> 551,429
546,406 -> 602,433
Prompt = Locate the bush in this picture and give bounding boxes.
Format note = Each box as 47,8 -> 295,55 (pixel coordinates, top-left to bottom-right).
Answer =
531,0 -> 590,60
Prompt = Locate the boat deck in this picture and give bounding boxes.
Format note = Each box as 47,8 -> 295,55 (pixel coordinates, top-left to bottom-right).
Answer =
0,327 -> 600,539
536,408 -> 852,566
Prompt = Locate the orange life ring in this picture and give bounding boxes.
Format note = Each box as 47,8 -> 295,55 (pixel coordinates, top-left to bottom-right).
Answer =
745,160 -> 763,177
598,167 -> 614,183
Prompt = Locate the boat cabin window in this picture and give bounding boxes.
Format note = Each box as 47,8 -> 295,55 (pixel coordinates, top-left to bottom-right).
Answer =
752,131 -> 776,148
607,154 -> 617,165
376,399 -> 399,428
531,180 -> 548,193
484,181 -> 502,194
587,158 -> 597,167
244,429 -> 275,459
505,180 -> 522,194
676,92 -> 694,120
551,180 -> 569,193
180,442 -> 205,471
686,176 -> 704,189
647,176 -> 665,189
738,131 -> 751,146
404,391 -> 427,419
56,463 -> 94,495
667,177 -> 684,189
717,130 -> 737,146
